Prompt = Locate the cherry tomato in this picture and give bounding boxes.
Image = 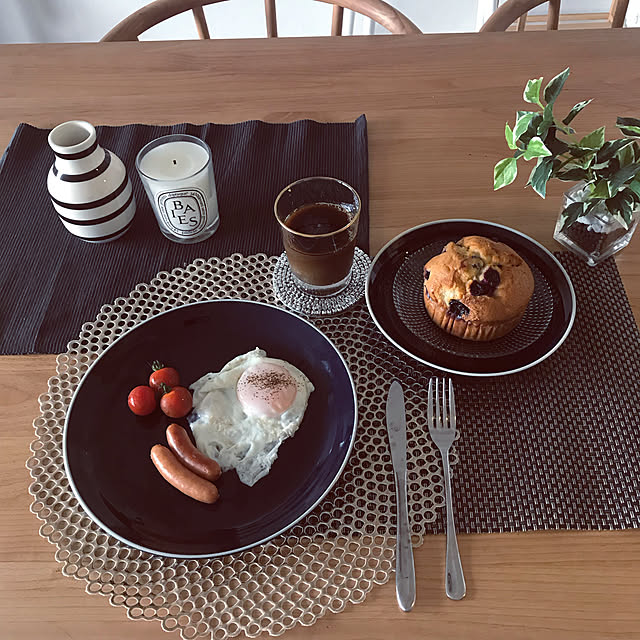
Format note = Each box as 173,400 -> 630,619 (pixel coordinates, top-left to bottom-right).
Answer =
149,362 -> 180,393
128,385 -> 156,416
160,386 -> 193,419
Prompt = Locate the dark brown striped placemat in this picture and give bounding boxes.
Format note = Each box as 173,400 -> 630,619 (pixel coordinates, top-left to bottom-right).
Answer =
415,253 -> 640,533
0,117 -> 368,354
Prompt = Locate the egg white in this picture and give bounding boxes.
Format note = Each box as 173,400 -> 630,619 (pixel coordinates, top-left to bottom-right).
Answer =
188,348 -> 314,487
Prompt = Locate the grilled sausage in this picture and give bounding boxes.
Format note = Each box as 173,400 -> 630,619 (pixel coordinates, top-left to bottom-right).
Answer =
150,444 -> 219,504
166,423 -> 222,482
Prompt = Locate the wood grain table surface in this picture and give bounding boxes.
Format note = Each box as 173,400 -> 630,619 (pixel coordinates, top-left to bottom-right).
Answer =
1,30 -> 639,640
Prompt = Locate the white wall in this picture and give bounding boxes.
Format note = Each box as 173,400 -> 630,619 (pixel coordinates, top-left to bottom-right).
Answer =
0,0 -> 487,42
628,0 -> 640,25
0,0 -> 334,43
373,0 -> 481,34
476,0 -> 629,28
0,0 -> 631,43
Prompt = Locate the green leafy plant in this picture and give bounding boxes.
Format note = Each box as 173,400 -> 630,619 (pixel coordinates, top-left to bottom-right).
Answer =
493,67 -> 640,231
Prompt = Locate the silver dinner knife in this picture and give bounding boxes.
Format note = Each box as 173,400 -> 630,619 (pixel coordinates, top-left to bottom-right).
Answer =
386,380 -> 416,612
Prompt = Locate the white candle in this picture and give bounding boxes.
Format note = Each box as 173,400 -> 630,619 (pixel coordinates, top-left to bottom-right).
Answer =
138,141 -> 209,181
136,135 -> 220,244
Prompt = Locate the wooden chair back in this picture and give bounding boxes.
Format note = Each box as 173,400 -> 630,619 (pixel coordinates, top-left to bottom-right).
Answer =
480,0 -> 629,31
101,0 -> 421,41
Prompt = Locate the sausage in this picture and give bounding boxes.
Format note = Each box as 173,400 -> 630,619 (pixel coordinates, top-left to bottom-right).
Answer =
166,423 -> 222,482
150,444 -> 219,504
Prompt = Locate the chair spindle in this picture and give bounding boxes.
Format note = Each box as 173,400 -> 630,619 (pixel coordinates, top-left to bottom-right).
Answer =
192,6 -> 211,38
332,5 -> 344,35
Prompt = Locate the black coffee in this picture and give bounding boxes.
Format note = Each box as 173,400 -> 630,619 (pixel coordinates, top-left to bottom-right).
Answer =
285,203 -> 351,235
283,203 -> 356,287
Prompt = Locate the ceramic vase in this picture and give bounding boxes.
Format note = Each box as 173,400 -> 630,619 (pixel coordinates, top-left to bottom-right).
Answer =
47,120 -> 136,242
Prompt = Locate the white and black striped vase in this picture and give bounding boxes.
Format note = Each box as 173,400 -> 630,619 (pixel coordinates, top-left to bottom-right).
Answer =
47,120 -> 136,242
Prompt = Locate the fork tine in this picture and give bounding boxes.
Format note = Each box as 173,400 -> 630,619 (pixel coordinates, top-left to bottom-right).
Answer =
435,378 -> 441,428
427,378 -> 433,425
441,378 -> 448,429
449,378 -> 456,430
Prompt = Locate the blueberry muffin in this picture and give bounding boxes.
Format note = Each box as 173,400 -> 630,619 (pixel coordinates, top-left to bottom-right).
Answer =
423,236 -> 534,341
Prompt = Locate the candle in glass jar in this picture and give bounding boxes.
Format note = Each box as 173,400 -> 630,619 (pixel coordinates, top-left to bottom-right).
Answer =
136,135 -> 220,244
138,141 -> 209,181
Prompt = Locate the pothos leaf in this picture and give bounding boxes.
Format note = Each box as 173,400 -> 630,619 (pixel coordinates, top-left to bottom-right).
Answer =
523,77 -> 543,107
612,212 -> 631,230
584,200 -> 601,217
513,111 -> 537,140
579,126 -> 606,151
597,139 -> 634,164
590,180 -> 612,199
565,152 -> 595,170
555,168 -> 590,182
617,143 -> 635,167
528,156 -> 553,198
505,123 -> 517,150
519,114 -> 544,147
538,103 -> 555,139
616,116 -> 640,138
523,136 -> 552,161
609,162 -> 640,191
567,144 -> 596,158
559,201 -> 585,232
543,67 -> 570,106
592,158 -> 620,178
628,177 -> 640,198
494,157 -> 518,190
562,99 -> 592,126
605,189 -> 636,229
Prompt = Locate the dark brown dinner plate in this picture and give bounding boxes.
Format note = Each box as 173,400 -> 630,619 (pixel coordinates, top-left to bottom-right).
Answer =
64,300 -> 357,557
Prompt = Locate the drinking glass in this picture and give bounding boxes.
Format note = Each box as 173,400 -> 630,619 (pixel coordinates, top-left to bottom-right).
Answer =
274,177 -> 361,297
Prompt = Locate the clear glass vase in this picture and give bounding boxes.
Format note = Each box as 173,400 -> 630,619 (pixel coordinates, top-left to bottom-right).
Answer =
553,182 -> 639,266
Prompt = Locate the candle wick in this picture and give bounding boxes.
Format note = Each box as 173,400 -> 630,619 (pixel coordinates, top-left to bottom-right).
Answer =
172,159 -> 177,165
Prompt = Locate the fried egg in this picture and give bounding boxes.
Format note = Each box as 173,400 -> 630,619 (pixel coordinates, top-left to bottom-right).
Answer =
188,348 -> 314,486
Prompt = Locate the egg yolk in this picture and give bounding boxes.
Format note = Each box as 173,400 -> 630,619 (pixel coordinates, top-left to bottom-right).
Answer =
236,363 -> 298,418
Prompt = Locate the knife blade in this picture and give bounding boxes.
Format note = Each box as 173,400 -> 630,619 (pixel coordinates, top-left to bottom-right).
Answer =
386,380 -> 416,612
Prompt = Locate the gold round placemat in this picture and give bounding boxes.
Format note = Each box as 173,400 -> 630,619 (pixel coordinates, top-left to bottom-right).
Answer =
27,253 -> 453,639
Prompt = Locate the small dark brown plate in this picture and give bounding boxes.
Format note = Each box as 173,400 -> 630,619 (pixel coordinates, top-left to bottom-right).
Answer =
366,220 -> 576,377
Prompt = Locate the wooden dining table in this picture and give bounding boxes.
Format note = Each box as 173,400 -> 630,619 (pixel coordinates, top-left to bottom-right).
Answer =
1,28 -> 639,640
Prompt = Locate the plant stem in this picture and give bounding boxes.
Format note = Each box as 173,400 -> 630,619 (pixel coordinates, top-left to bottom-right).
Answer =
554,121 -> 579,145
554,155 -> 576,172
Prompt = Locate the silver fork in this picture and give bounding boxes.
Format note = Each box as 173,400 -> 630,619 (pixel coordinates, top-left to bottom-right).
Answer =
428,378 -> 466,600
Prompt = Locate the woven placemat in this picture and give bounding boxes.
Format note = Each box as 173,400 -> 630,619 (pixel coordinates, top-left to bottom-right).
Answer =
26,251 -> 640,639
0,117 -> 368,355
447,252 -> 640,533
27,253 -> 447,640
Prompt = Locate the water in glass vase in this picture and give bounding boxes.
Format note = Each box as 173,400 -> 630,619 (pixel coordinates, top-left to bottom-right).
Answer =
553,182 -> 639,266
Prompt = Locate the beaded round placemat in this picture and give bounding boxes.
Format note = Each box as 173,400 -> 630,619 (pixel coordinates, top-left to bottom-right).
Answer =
27,253 -> 451,639
272,248 -> 371,316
